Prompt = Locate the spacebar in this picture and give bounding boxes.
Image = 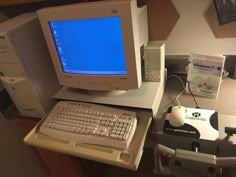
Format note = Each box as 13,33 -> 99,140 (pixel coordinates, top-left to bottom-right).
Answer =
54,124 -> 76,132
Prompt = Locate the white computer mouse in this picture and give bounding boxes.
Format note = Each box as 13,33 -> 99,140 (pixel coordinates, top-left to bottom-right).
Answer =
169,106 -> 186,127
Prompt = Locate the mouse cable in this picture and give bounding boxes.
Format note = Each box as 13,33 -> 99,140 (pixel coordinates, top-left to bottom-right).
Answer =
167,74 -> 186,107
157,74 -> 188,119
176,74 -> 200,109
167,74 -> 200,109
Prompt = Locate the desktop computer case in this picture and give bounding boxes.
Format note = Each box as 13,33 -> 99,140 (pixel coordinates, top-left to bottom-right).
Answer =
0,13 -> 60,118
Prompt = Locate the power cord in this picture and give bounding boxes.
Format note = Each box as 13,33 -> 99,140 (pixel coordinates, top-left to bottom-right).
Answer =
184,61 -> 200,108
186,80 -> 200,108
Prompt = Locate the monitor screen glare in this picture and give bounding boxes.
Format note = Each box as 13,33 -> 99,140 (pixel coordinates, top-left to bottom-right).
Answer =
49,17 -> 127,75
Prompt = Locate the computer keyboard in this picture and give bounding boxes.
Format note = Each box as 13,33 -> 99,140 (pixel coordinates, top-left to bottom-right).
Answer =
39,101 -> 137,149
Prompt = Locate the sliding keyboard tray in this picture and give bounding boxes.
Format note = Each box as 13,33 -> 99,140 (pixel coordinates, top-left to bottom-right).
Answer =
24,109 -> 152,170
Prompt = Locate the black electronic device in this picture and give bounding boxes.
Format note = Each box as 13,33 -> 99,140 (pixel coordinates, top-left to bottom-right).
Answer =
164,106 -> 219,141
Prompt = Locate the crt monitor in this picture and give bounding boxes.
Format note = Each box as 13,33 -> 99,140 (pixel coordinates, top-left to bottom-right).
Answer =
37,0 -> 148,94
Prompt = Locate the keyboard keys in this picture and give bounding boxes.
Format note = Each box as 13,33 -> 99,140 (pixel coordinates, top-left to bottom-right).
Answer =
40,101 -> 137,149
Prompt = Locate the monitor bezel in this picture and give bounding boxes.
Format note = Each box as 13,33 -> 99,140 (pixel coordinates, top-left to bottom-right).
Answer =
37,0 -> 141,91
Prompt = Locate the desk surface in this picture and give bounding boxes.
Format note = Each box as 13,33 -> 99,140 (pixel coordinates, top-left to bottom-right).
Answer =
156,76 -> 236,118
22,76 -> 236,177
150,75 -> 236,150
99,76 -> 236,177
149,76 -> 236,177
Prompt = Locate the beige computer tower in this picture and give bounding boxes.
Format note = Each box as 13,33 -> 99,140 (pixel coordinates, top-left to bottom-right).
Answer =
0,13 -> 60,118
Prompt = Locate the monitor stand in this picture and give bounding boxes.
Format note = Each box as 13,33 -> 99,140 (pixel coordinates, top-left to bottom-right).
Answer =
53,78 -> 165,117
87,90 -> 127,97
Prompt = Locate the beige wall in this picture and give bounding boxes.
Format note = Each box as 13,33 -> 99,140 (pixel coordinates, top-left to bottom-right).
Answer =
1,0 -> 236,55
148,0 -> 236,55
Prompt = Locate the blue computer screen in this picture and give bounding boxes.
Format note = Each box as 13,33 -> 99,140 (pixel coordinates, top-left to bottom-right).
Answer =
49,17 -> 127,75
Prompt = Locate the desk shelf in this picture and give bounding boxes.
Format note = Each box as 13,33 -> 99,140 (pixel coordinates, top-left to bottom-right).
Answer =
24,110 -> 152,170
